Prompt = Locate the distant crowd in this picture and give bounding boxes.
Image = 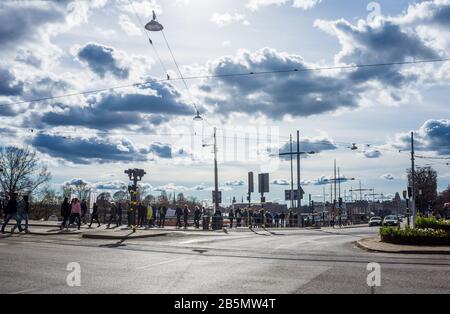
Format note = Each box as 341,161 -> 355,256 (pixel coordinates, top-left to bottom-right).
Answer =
1,194 -> 307,234
58,198 -> 305,230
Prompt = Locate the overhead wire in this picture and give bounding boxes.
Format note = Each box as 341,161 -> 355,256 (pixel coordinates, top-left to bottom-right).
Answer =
2,57 -> 450,108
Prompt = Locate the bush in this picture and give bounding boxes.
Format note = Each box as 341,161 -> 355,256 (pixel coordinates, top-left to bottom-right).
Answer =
416,217 -> 450,232
380,227 -> 450,246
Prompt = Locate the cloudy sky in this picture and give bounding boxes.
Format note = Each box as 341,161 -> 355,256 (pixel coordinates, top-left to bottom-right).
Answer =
1,0 -> 449,205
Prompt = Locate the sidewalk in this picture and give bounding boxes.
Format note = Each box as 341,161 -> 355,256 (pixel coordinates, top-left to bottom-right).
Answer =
356,237 -> 450,255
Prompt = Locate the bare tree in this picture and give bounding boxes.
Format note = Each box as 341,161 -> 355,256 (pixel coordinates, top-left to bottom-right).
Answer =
408,166 -> 438,211
62,179 -> 91,200
0,146 -> 51,197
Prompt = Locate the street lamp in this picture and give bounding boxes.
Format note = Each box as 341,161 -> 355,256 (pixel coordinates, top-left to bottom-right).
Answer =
145,11 -> 164,32
193,110 -> 203,122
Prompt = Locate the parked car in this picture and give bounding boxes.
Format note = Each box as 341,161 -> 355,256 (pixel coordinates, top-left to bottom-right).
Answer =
369,217 -> 382,227
383,215 -> 400,227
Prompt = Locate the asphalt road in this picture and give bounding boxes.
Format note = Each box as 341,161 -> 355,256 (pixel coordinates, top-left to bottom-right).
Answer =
0,227 -> 449,294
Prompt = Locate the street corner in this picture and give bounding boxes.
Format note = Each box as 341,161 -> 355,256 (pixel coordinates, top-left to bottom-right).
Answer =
356,236 -> 450,255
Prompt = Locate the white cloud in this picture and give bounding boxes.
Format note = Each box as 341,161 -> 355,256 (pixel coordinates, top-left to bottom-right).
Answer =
210,12 -> 250,27
118,14 -> 142,36
247,0 -> 321,11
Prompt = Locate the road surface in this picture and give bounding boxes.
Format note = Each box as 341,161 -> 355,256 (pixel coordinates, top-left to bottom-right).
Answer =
0,227 -> 449,294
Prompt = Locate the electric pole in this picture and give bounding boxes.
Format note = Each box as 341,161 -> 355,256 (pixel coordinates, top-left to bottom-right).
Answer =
290,134 -> 294,210
214,127 -> 219,214
297,130 -> 301,210
411,132 -> 416,228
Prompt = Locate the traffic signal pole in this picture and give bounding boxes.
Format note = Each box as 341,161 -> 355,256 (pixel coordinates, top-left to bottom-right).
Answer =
214,127 -> 219,214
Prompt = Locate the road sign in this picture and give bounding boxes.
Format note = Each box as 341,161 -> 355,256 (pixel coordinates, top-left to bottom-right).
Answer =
285,189 -> 305,201
248,172 -> 254,193
212,191 -> 222,204
258,173 -> 270,194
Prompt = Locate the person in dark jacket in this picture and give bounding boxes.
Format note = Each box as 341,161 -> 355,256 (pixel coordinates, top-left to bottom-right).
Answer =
80,199 -> 88,224
137,203 -> 147,227
117,202 -> 123,226
280,212 -> 286,228
89,203 -> 101,228
183,205 -> 190,229
1,194 -> 19,234
107,203 -> 118,229
228,209 -> 235,228
175,206 -> 183,229
194,206 -> 201,229
60,197 -> 71,230
158,206 -> 167,228
235,208 -> 242,227
13,195 -> 30,233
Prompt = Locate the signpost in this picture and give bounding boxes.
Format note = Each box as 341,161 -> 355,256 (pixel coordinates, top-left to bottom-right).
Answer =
248,172 -> 254,209
284,187 -> 304,202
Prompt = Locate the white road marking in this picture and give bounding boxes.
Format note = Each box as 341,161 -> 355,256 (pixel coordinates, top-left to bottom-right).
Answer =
9,288 -> 39,295
136,257 -> 190,270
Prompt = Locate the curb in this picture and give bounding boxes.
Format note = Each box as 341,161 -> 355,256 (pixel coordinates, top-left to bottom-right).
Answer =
355,238 -> 450,255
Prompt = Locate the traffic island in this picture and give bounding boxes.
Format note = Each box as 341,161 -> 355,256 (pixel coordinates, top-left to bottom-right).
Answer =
356,237 -> 450,255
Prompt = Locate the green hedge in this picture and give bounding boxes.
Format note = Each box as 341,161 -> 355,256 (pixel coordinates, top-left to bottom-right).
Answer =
380,227 -> 450,246
416,217 -> 450,232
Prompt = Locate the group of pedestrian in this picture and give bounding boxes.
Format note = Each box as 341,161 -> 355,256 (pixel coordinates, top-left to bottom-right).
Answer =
1,193 -> 30,234
225,208 -> 296,229
60,198 -> 99,230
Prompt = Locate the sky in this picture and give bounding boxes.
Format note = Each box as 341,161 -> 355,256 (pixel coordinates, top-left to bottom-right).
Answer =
0,0 -> 449,206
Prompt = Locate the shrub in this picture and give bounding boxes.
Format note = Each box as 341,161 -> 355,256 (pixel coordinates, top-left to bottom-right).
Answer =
416,217 -> 450,232
380,227 -> 450,246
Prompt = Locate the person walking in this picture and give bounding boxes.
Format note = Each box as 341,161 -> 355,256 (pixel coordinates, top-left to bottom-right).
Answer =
228,208 -> 235,229
274,213 -> 280,228
183,205 -> 190,230
60,198 -> 71,230
280,212 -> 286,228
1,194 -> 19,234
80,199 -> 88,225
175,206 -> 183,229
194,206 -> 201,229
235,208 -> 242,227
13,195 -> 30,233
137,202 -> 146,228
158,206 -> 167,228
146,204 -> 153,229
117,202 -> 123,226
89,202 -> 101,228
107,203 -> 118,229
71,198 -> 82,230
